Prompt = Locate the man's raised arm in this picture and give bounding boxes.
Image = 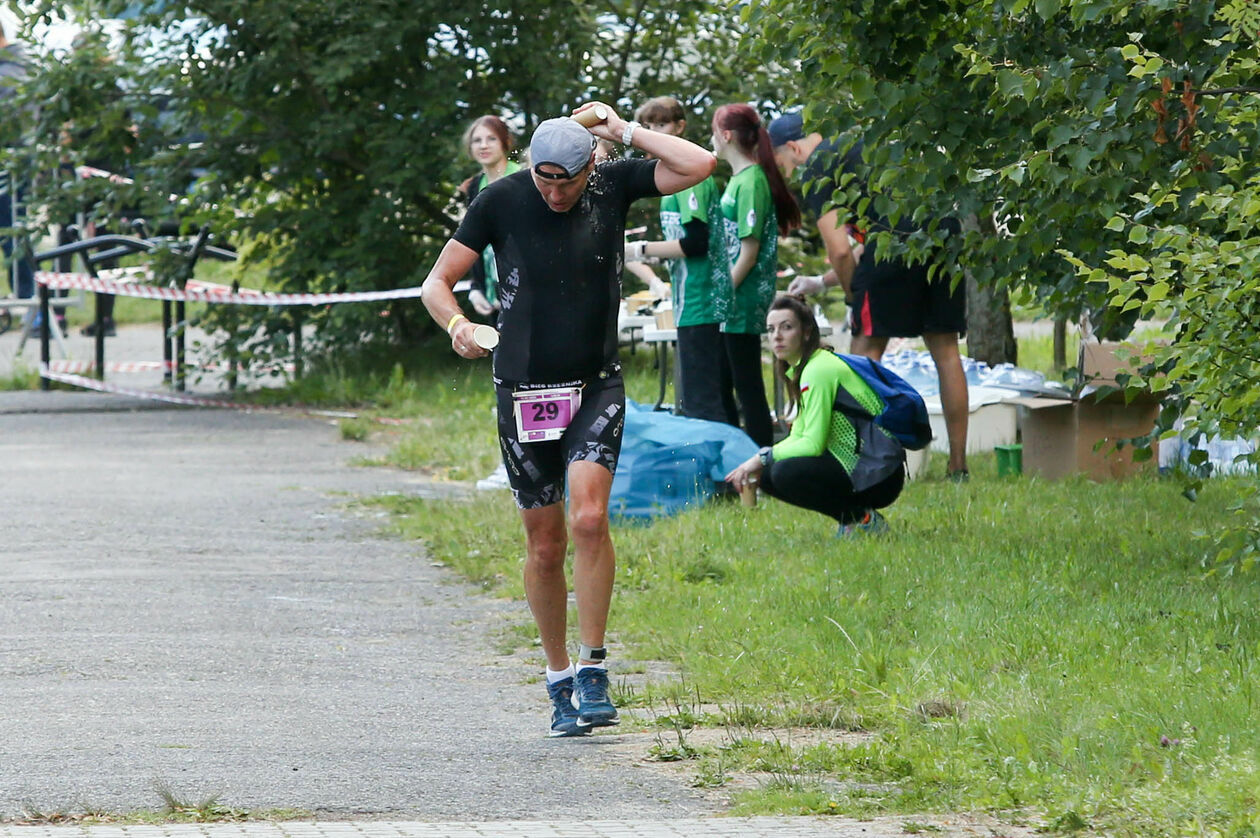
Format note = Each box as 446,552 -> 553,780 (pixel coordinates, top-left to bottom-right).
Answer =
576,102 -> 716,196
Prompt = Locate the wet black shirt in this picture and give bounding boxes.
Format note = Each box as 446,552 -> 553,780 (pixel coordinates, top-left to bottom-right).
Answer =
454,158 -> 660,384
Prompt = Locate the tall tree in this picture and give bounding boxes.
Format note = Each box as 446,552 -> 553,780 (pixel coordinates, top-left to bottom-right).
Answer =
743,0 -> 1242,364
747,0 -> 1259,564
8,0 -> 595,355
6,1 -> 794,361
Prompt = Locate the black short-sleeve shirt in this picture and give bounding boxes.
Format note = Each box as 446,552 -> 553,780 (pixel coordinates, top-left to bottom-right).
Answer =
454,158 -> 660,384
801,138 -> 959,281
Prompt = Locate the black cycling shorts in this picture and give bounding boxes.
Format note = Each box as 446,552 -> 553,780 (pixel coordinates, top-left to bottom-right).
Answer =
494,364 -> 625,510
848,258 -> 966,338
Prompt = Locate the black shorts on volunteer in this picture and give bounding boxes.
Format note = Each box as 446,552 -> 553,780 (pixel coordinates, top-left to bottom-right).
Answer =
494,363 -> 626,510
848,257 -> 967,339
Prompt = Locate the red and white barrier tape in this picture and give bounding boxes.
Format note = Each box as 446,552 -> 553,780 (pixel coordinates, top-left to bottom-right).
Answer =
44,359 -> 297,375
40,367 -> 255,409
38,365 -> 413,425
35,271 -> 423,305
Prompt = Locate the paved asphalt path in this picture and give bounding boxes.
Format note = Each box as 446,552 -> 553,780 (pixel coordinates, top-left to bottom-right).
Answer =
0,392 -> 717,821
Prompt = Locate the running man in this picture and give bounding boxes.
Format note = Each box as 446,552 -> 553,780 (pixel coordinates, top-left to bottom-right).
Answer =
420,104 -> 716,736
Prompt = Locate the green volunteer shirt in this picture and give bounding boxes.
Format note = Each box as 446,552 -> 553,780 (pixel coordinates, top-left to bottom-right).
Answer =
660,175 -> 728,327
719,165 -> 779,335
773,349 -> 886,474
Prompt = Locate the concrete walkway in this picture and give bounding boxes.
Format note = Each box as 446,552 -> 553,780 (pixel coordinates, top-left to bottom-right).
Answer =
0,325 -> 1034,837
0,817 -> 1033,838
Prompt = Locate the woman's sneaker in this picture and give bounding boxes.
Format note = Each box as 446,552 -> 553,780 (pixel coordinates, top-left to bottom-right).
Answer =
836,509 -> 889,539
573,666 -> 620,728
476,463 -> 510,491
546,677 -> 589,738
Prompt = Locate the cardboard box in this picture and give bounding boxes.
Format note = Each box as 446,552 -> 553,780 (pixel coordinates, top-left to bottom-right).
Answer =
905,446 -> 932,480
1012,341 -> 1161,481
923,385 -> 1020,455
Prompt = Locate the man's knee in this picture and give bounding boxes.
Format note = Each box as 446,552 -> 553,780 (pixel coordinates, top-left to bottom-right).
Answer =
523,509 -> 568,568
568,503 -> 610,545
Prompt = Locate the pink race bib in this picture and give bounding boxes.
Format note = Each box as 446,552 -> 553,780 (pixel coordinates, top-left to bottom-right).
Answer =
512,386 -> 583,443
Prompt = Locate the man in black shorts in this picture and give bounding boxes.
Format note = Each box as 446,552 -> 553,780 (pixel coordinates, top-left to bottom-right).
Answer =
421,104 -> 716,737
771,112 -> 971,479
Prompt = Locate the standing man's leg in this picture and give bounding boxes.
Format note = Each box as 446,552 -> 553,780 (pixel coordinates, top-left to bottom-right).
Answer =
924,332 -> 969,477
922,255 -> 970,478
564,461 -> 620,729
519,501 -> 590,737
566,461 -> 616,662
850,334 -> 888,362
520,502 -> 571,673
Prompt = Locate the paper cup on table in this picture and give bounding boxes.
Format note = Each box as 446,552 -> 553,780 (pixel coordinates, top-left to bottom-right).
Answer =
571,103 -> 610,128
473,325 -> 499,350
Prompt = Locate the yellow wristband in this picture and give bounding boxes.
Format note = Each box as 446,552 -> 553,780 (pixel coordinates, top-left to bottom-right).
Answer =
446,313 -> 468,335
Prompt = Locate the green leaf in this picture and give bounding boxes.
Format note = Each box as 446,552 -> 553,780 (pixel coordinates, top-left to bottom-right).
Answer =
1035,0 -> 1063,19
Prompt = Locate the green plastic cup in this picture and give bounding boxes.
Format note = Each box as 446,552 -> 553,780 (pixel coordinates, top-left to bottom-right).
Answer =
995,443 -> 1023,477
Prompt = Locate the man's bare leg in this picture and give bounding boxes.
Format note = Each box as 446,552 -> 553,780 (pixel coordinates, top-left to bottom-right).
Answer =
850,333 -> 888,362
923,331 -> 969,475
520,502 -> 571,672
566,461 -> 616,662
565,460 -> 620,727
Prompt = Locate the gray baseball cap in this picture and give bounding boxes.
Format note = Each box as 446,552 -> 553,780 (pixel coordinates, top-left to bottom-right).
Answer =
530,117 -> 597,180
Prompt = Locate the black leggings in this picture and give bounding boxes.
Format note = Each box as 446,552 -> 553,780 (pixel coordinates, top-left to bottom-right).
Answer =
723,331 -> 773,447
761,454 -> 905,525
676,323 -> 738,426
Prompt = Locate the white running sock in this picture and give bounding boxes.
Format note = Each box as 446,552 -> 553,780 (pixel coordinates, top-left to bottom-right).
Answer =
546,665 -> 575,684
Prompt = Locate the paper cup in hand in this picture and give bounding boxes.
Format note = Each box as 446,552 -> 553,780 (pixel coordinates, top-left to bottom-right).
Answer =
571,103 -> 610,128
473,325 -> 499,350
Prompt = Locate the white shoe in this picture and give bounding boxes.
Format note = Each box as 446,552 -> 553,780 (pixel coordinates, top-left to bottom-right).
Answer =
476,463 -> 510,491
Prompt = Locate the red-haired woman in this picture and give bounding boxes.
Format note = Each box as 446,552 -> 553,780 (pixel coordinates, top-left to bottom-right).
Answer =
457,115 -> 520,318
711,103 -> 800,447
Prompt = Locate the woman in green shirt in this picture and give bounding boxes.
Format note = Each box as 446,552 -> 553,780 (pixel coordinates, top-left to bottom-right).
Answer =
725,295 -> 905,536
457,115 -> 520,318
711,103 -> 800,447
627,96 -> 735,425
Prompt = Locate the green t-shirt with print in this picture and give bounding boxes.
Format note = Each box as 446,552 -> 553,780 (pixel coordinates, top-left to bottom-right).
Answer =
660,175 -> 728,327
718,165 -> 778,334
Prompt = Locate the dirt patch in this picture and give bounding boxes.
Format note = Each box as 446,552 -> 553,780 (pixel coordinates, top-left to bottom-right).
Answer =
593,722 -> 1041,838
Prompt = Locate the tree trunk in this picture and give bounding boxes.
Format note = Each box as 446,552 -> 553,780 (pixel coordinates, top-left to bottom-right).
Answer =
1053,316 -> 1067,370
960,214 -> 1017,365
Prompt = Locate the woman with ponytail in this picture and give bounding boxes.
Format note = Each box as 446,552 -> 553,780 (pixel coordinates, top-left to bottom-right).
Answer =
711,103 -> 800,447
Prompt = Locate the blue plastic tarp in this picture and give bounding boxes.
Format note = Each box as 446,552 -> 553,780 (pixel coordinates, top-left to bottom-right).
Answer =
609,400 -> 758,521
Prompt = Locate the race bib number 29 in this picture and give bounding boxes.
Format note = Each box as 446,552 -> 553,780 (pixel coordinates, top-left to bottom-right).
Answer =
512,386 -> 583,443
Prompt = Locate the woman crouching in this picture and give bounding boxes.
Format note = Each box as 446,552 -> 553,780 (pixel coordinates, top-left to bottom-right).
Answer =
725,295 -> 905,537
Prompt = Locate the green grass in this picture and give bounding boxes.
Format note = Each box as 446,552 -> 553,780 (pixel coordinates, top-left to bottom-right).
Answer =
306,341 -> 1259,837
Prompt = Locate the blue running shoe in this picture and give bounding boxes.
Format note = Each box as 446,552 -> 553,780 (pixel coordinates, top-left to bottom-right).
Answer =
836,509 -> 889,539
573,666 -> 620,728
546,676 -> 589,738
